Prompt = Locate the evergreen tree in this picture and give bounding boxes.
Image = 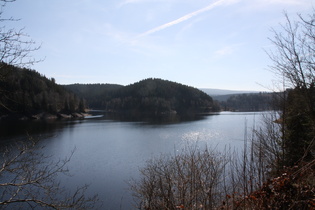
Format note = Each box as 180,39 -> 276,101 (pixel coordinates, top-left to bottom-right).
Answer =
268,11 -> 315,166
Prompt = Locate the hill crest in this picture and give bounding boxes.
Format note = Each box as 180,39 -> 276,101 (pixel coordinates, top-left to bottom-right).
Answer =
65,78 -> 220,115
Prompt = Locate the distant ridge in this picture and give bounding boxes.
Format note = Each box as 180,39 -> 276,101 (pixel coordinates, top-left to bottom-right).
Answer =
200,88 -> 259,96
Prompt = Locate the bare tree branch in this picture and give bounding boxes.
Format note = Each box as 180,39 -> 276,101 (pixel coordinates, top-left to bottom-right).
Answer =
130,146 -> 227,209
0,139 -> 100,209
0,0 -> 42,70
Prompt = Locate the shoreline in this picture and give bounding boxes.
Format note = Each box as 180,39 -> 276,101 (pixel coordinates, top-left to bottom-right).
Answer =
0,112 -> 91,121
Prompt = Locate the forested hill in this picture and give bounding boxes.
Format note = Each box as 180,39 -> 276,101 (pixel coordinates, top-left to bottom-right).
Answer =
108,78 -> 220,114
0,64 -> 218,119
216,92 -> 275,111
0,63 -> 86,119
63,83 -> 123,109
64,78 -> 220,114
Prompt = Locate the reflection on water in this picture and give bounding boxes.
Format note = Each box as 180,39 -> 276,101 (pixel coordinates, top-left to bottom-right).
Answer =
0,111 -> 264,209
0,111 -> 205,142
89,110 -> 210,124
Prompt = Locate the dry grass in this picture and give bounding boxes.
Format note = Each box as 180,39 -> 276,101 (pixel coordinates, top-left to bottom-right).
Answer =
221,160 -> 315,210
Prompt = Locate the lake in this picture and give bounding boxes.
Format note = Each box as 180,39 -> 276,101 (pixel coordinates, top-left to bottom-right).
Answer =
0,111 -> 264,209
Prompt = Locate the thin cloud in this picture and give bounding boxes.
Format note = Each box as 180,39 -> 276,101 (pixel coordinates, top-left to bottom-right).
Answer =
245,0 -> 310,10
137,0 -> 238,38
215,43 -> 243,57
118,0 -> 166,8
118,0 -> 142,7
256,0 -> 305,5
215,46 -> 234,56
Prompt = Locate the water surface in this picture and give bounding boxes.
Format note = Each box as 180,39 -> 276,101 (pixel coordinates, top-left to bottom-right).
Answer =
0,112 -> 263,209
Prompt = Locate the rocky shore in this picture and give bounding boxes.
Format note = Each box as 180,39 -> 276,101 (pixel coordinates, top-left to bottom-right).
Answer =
0,112 -> 90,121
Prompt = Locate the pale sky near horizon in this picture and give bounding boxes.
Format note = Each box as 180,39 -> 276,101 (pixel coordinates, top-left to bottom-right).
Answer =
4,0 -> 315,91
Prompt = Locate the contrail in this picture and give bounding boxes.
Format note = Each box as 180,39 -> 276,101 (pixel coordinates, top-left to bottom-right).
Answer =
138,0 -> 229,38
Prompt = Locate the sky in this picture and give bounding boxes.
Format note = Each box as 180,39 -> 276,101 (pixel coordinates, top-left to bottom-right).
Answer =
3,0 -> 315,91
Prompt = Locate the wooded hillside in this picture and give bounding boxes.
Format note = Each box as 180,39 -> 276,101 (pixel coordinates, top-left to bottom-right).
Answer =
64,83 -> 123,109
0,63 -> 86,119
219,92 -> 275,111
65,78 -> 220,115
109,78 -> 220,114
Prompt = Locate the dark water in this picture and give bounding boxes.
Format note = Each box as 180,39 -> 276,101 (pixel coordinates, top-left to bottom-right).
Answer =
0,111 -> 263,209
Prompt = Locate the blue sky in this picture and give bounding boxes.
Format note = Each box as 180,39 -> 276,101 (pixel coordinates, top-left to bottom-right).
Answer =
4,0 -> 314,90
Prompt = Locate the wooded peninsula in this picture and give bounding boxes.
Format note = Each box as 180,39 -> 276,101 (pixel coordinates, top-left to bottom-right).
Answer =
1,63 -> 228,120
0,63 -> 276,121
